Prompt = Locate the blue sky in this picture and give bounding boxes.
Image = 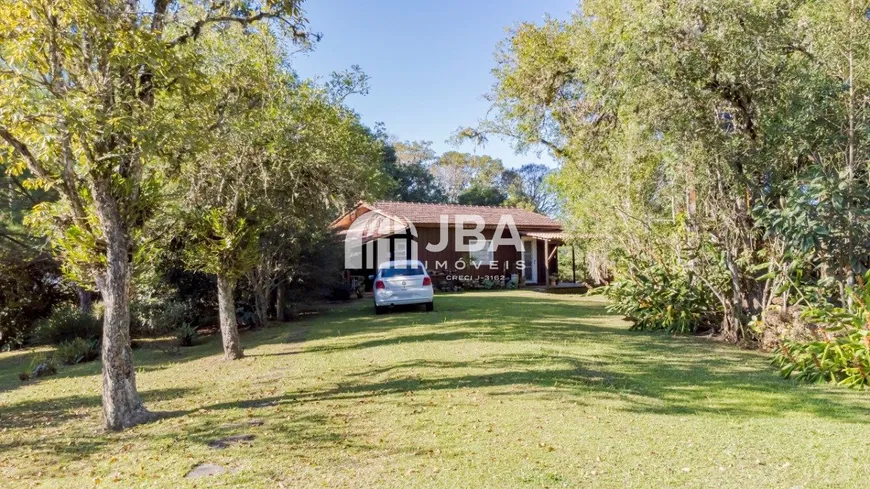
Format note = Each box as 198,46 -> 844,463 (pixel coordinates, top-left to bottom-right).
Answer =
290,0 -> 576,169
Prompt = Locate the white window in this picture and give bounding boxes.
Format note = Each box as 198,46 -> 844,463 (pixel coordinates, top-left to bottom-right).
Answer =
468,239 -> 494,266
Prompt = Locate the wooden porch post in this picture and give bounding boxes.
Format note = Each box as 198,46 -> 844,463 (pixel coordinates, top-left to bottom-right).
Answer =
544,239 -> 549,284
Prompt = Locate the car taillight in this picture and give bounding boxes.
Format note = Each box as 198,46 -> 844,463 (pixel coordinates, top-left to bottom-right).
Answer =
422,276 -> 431,286
375,280 -> 385,290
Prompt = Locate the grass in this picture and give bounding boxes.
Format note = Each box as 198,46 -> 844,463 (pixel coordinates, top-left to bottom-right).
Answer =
1,290 -> 869,488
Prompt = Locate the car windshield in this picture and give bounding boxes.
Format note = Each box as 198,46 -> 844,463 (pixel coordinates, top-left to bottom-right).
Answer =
380,265 -> 425,278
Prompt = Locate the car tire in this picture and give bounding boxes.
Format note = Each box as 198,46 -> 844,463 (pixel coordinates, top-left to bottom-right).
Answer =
425,301 -> 434,312
375,305 -> 387,315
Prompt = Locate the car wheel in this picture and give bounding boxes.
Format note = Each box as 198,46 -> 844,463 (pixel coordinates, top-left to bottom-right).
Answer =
425,301 -> 434,312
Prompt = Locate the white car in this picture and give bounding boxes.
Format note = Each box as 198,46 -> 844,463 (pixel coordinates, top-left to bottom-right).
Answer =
372,260 -> 434,314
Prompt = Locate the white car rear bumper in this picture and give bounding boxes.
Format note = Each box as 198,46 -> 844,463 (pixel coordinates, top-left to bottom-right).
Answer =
374,288 -> 434,307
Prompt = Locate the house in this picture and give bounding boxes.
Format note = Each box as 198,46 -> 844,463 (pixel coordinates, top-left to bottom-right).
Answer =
331,201 -> 564,286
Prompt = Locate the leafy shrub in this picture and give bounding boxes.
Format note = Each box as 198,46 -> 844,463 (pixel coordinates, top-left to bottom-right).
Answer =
55,337 -> 100,365
774,332 -> 870,387
130,299 -> 193,337
773,275 -> 870,388
34,304 -> 101,345
175,323 -> 198,347
29,352 -> 57,377
0,252 -> 73,350
603,263 -> 718,334
153,301 -> 193,333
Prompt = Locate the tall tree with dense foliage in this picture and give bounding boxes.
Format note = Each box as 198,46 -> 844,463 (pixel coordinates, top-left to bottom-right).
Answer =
503,163 -> 557,214
430,152 -> 507,203
176,26 -> 385,354
474,0 -> 870,344
381,140 -> 445,203
0,0 -> 310,429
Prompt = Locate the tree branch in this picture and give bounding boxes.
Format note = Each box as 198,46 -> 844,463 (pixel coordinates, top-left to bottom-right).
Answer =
169,11 -> 306,47
0,124 -> 90,224
0,126 -> 52,181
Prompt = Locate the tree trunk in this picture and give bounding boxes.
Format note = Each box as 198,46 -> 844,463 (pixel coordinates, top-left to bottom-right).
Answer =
217,274 -> 244,360
276,279 -> 287,322
91,182 -> 152,431
723,248 -> 743,343
252,283 -> 269,328
77,286 -> 93,314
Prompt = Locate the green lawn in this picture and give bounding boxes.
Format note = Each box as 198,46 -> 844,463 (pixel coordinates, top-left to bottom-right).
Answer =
2,291 -> 869,488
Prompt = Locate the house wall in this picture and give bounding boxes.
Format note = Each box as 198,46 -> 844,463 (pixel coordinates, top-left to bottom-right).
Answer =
343,224 -> 560,285
414,226 -> 520,278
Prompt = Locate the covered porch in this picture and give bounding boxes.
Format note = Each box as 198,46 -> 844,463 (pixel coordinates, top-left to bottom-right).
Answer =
519,231 -> 563,286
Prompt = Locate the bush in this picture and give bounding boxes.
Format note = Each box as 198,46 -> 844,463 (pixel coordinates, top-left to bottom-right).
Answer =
34,305 -> 101,345
29,352 -> 57,377
55,337 -> 100,365
603,263 -> 718,334
130,299 -> 193,337
0,252 -> 73,350
775,331 -> 870,388
175,322 -> 198,347
773,275 -> 870,388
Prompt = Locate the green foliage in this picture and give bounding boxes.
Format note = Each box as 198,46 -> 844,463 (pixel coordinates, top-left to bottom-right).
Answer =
457,185 -> 506,206
775,331 -> 870,388
475,0 -> 870,348
153,300 -> 193,333
34,305 -> 101,345
55,337 -> 100,365
774,273 -> 870,388
755,167 -> 870,281
380,139 -> 446,203
0,251 -> 72,350
184,209 -> 260,280
603,263 -> 718,334
175,323 -> 198,347
27,352 -> 57,377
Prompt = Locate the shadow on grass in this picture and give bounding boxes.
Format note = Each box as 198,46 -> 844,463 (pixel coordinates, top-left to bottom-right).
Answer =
213,292 -> 869,424
3,291 -> 869,460
0,318 -> 318,393
189,349 -> 866,424
0,387 -> 195,459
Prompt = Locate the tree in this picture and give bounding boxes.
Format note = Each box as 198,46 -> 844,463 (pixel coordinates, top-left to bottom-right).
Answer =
473,0 -> 870,341
457,185 -> 506,206
0,0 -> 310,430
430,152 -> 506,202
512,164 -> 558,215
177,25 -> 385,353
381,140 -> 445,203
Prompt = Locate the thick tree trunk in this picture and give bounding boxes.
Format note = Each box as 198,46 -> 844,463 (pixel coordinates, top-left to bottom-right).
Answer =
217,274 -> 244,360
91,182 -> 152,431
275,279 -> 287,322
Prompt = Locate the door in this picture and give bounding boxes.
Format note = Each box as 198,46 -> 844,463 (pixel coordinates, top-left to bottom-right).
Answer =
522,239 -> 538,284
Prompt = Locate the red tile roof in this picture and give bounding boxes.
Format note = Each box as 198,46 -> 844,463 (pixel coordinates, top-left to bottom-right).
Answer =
357,201 -> 561,229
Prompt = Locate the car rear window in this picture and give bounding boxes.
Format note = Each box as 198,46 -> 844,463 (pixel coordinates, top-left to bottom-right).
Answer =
381,265 -> 425,278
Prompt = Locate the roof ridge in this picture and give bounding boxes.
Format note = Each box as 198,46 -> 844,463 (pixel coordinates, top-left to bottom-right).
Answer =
373,200 -> 542,212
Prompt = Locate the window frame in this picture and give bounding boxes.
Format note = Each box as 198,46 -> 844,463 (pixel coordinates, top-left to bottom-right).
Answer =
468,238 -> 494,266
